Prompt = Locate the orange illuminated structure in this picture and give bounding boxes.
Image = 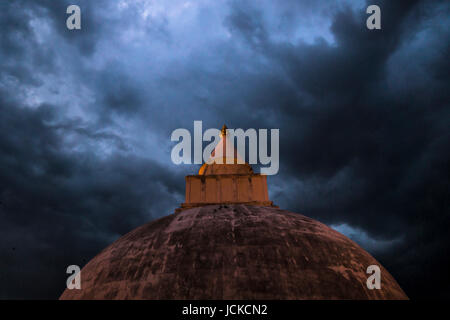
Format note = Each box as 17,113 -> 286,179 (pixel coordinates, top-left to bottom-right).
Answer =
180,125 -> 276,210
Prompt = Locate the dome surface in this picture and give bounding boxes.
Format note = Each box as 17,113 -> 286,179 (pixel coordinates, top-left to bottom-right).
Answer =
60,205 -> 407,299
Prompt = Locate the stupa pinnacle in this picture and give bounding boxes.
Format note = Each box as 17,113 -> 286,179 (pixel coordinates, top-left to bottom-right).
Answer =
220,124 -> 227,136
179,124 -> 276,211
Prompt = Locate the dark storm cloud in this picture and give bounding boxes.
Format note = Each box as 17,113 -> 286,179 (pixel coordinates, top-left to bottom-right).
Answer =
221,0 -> 450,298
0,0 -> 448,299
0,89 -> 183,298
92,64 -> 146,117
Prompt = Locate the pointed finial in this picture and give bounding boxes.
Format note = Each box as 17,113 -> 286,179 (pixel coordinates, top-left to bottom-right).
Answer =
220,124 -> 228,136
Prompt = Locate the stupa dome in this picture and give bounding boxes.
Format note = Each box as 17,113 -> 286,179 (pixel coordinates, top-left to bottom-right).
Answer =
60,205 -> 407,299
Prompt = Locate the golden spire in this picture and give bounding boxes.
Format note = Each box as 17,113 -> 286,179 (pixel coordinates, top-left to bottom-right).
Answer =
220,124 -> 228,137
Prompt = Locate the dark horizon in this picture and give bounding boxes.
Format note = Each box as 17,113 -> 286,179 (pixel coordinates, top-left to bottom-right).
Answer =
0,0 -> 449,299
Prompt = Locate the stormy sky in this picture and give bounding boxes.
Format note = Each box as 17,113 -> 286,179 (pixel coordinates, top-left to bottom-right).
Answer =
0,0 -> 449,299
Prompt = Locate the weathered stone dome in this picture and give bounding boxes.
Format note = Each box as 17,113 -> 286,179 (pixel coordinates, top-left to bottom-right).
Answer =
60,205 -> 407,300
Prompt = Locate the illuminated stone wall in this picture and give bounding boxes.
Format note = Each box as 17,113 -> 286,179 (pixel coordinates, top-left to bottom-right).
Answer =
181,174 -> 274,209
